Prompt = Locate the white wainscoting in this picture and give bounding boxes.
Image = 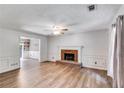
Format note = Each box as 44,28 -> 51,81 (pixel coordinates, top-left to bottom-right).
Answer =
0,56 -> 20,73
82,55 -> 107,70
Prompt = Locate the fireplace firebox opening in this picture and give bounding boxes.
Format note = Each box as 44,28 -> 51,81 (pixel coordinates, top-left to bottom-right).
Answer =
61,49 -> 78,62
64,53 -> 75,61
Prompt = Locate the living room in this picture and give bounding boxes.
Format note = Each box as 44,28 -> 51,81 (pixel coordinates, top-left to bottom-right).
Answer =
0,1 -> 124,89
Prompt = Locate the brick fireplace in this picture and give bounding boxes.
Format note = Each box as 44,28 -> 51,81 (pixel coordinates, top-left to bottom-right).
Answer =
61,49 -> 78,62
58,46 -> 83,63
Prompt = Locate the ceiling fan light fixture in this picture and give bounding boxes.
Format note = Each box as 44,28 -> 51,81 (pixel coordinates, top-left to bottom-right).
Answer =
53,31 -> 64,35
53,31 -> 61,35
53,26 -> 61,30
52,25 -> 68,35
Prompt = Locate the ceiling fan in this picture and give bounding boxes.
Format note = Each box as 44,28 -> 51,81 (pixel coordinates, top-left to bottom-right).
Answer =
42,25 -> 69,35
42,22 -> 81,35
23,22 -> 81,35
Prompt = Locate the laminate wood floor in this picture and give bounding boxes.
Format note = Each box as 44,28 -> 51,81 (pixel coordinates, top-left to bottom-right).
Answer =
0,59 -> 112,88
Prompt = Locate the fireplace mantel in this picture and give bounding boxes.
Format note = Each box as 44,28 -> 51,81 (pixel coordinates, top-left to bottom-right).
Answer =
57,46 -> 83,63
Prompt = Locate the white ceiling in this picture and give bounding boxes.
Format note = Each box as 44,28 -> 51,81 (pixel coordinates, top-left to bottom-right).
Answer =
0,4 -> 121,35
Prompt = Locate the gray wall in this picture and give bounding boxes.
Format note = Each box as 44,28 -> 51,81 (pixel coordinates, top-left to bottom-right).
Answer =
47,29 -> 109,70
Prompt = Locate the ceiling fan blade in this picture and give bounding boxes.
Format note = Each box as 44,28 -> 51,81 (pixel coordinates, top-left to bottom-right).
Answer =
43,29 -> 52,31
24,24 -> 52,29
61,28 -> 68,31
66,23 -> 81,27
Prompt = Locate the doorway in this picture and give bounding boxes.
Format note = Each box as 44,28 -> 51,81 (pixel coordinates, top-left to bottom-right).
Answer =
19,36 -> 40,67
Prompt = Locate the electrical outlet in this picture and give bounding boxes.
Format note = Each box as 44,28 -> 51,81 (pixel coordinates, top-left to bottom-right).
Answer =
95,61 -> 97,64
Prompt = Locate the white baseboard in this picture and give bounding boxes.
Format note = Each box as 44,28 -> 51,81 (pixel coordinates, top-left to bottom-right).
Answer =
82,65 -> 107,70
0,67 -> 20,74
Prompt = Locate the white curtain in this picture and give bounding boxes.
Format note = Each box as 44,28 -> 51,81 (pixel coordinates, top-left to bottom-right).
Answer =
107,24 -> 116,78
108,15 -> 124,88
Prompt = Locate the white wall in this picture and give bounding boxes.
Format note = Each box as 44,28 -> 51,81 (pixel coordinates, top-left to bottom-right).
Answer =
0,28 -> 47,73
48,30 -> 109,70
